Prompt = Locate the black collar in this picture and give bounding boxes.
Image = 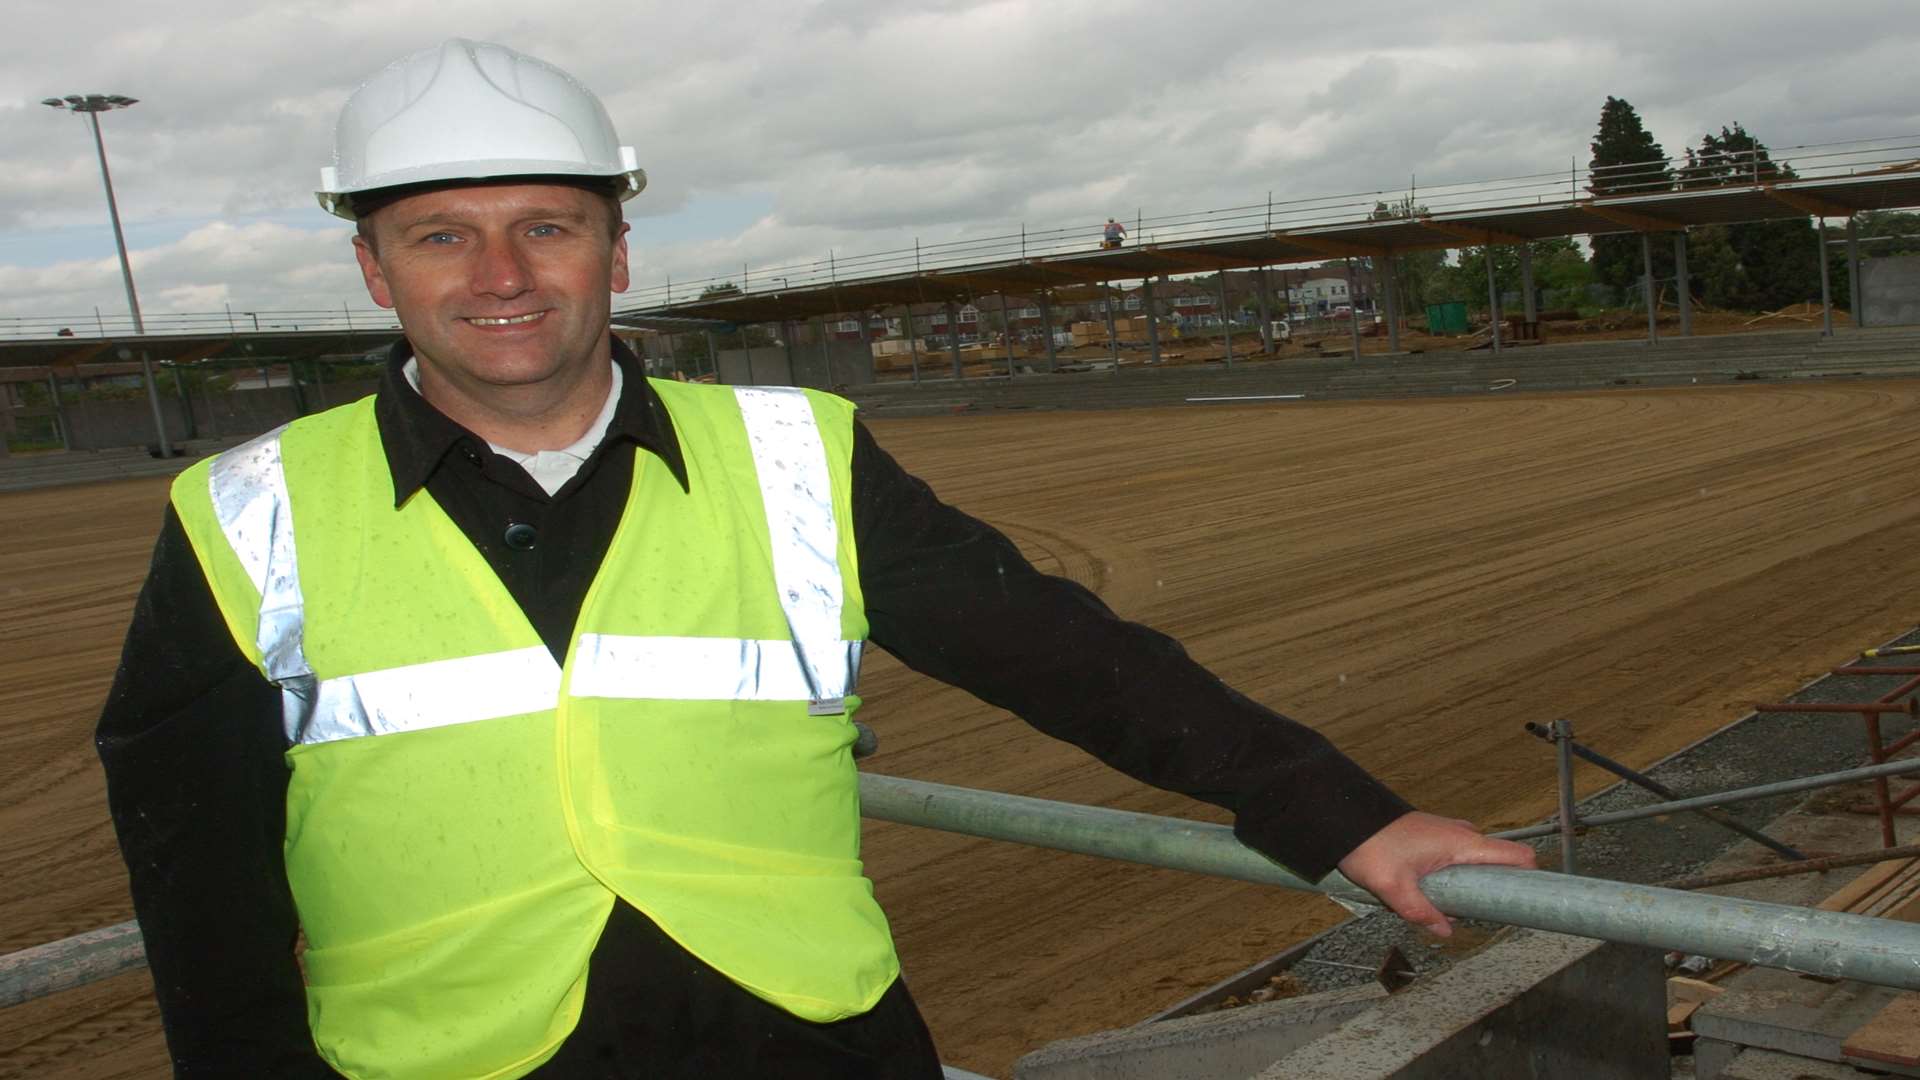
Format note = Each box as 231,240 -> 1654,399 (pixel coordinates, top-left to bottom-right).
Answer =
373,335 -> 690,508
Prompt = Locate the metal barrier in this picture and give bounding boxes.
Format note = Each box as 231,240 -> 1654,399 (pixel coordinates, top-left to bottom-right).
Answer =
9,771 -> 1920,1010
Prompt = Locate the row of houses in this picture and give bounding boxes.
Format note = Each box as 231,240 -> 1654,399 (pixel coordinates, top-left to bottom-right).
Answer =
820,267 -> 1373,344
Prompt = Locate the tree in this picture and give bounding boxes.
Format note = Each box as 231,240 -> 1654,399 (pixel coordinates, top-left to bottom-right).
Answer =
1677,125 -> 1819,311
1588,97 -> 1675,294
1443,237 -> 1589,312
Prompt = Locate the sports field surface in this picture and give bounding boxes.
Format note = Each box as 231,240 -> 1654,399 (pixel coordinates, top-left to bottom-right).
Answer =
5,380 -> 1919,1076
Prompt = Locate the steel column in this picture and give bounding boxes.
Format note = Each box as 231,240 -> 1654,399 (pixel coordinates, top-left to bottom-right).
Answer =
136,349 -> 172,457
1848,215 -> 1864,329
1641,233 -> 1658,344
45,372 -> 70,450
1519,245 -> 1537,324
1382,255 -> 1401,353
946,302 -> 962,379
1675,232 -> 1693,337
1038,294 -> 1056,373
1102,283 -> 1120,368
1142,279 -> 1161,365
1484,248 -> 1502,354
1345,257 -> 1363,359
703,331 -> 718,381
999,293 -> 1016,376
1255,267 -> 1274,355
1218,270 -> 1234,370
1817,217 -> 1835,338
907,318 -> 921,384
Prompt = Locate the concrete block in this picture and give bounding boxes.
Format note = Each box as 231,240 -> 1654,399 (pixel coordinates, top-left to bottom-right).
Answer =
1254,931 -> 1667,1080
1013,983 -> 1386,1080
1694,1037 -> 1741,1080
1717,1046 -> 1877,1079
1689,966 -> 1920,1077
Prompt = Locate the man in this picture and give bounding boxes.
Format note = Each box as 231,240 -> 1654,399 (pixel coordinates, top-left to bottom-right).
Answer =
1102,217 -> 1127,249
99,39 -> 1531,1080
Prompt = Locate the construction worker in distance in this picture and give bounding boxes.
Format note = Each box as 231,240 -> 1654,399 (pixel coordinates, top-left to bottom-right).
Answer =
96,39 -> 1535,1080
1102,217 -> 1127,249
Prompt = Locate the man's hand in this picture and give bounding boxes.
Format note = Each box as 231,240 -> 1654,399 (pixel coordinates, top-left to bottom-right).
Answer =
1334,811 -> 1537,937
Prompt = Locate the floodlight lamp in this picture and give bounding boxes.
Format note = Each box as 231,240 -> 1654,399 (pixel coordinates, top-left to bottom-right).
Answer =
41,98 -> 63,107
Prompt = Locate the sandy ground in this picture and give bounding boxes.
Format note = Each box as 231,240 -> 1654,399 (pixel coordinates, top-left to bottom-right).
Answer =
7,380 -> 1920,1077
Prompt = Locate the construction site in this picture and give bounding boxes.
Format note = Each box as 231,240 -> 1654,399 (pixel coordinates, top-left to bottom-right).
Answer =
8,136 -> 1920,1079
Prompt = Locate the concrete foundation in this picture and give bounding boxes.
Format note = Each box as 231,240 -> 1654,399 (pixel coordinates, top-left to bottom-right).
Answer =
1708,1045 -> 1874,1079
1258,931 -> 1666,1079
1016,930 -> 1665,1080
1691,965 -> 1920,1078
716,340 -> 874,389
1013,983 -> 1385,1080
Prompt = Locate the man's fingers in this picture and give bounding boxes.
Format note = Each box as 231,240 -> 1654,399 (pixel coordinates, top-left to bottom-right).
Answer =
1374,877 -> 1451,938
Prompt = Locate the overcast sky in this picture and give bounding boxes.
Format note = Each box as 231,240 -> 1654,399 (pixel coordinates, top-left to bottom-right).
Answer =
4,0 -> 1918,327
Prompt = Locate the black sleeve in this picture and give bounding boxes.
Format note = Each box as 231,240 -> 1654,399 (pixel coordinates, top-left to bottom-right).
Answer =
96,506 -> 337,1077
850,421 -> 1411,880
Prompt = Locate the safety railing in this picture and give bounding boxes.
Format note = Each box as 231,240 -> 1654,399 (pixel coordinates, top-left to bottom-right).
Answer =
9,769 -> 1920,1010
0,306 -> 401,342
613,134 -> 1920,313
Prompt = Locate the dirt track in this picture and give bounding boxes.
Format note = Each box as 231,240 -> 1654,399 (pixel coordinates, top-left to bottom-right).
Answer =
7,381 -> 1920,1077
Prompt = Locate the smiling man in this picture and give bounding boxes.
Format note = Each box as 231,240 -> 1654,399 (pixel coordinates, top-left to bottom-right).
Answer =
97,38 -> 1532,1080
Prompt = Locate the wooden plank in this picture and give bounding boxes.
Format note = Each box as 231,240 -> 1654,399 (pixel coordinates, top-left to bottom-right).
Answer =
1861,861 -> 1920,918
1842,993 -> 1920,1067
1818,857 -> 1918,913
1670,976 -> 1725,1005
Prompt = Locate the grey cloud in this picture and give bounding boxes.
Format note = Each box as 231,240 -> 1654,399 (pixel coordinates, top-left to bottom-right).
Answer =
4,0 -> 1919,319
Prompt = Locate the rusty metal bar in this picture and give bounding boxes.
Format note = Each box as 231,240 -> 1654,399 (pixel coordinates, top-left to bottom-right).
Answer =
1659,842 -> 1920,892
1753,700 -> 1918,716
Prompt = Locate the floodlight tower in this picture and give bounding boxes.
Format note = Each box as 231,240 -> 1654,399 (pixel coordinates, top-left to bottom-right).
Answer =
41,94 -> 145,334
42,92 -> 171,456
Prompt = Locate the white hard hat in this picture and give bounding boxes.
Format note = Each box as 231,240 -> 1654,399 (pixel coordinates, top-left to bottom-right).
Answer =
317,38 -> 646,220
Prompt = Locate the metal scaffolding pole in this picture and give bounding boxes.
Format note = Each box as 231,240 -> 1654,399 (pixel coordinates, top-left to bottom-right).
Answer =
1675,232 -> 1693,337
703,331 -> 719,381
1382,255 -> 1401,353
1848,215 -> 1864,329
1641,233 -> 1659,344
15,769 -> 1920,1009
1142,279 -> 1161,365
1817,217 -> 1835,338
1484,248 -> 1502,354
856,774 -> 1920,991
1497,755 -> 1920,841
1038,294 -> 1056,373
1255,267 -> 1274,355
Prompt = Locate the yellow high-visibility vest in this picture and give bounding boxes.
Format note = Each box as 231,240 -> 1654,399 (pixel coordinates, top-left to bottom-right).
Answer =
171,379 -> 898,1080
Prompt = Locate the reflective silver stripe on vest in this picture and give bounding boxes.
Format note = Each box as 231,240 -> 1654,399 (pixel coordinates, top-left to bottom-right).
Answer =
570,633 -> 863,702
206,426 -> 321,742
733,386 -> 861,710
305,646 -> 562,743
210,387 -> 864,746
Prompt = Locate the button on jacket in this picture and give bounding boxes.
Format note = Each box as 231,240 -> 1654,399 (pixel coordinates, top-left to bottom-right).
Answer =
97,337 -> 1412,1077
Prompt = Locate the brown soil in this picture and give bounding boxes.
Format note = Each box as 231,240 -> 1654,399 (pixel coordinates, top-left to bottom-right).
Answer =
9,380 -> 1920,1076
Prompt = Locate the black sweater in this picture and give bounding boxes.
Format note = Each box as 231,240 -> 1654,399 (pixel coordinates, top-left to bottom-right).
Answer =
97,338 -> 1410,1077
